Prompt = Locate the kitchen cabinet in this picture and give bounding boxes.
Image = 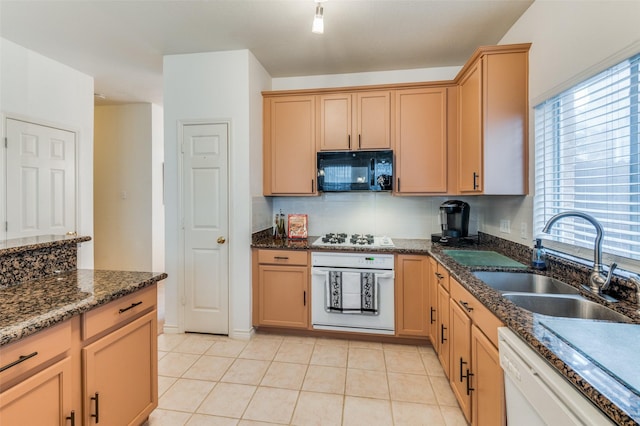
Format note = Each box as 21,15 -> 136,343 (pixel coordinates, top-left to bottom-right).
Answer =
0,320 -> 75,425
318,91 -> 391,151
395,255 -> 430,337
0,284 -> 158,426
456,44 -> 530,194
253,249 -> 309,329
449,277 -> 505,426
83,310 -> 157,426
395,87 -> 448,194
0,357 -> 74,426
263,95 -> 317,195
430,258 -> 451,376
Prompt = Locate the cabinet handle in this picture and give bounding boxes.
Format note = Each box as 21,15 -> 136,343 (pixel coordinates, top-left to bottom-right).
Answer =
0,351 -> 38,373
466,369 -> 475,395
358,134 -> 361,149
303,291 -> 307,306
348,134 -> 351,149
459,357 -> 468,382
91,392 -> 100,423
459,300 -> 474,313
440,324 -> 447,344
311,179 -> 315,193
435,272 -> 444,280
430,307 -> 436,324
66,410 -> 76,426
397,178 -> 400,192
273,256 -> 289,260
118,301 -> 143,314
473,172 -> 479,190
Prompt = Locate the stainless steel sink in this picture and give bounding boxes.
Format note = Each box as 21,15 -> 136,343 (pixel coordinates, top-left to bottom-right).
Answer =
473,271 -> 580,294
502,293 -> 630,322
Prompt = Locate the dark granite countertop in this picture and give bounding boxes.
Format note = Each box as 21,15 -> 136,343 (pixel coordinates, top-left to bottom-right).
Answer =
0,269 -> 167,347
0,234 -> 92,256
252,229 -> 640,424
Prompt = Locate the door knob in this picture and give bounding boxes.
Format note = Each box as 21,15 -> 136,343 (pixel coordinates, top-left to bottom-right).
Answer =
217,236 -> 226,244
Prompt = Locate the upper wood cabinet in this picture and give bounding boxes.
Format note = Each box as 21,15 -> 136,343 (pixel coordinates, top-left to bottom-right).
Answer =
263,95 -> 317,195
318,91 -> 391,151
395,87 -> 448,194
456,44 -> 530,195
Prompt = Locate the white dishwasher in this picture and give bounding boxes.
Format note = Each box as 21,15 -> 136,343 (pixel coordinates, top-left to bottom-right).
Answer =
498,327 -> 614,425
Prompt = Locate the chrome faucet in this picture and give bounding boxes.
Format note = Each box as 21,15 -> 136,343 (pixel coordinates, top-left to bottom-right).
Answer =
541,211 -> 617,295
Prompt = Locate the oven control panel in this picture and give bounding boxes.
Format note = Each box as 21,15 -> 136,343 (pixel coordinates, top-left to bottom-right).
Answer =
312,252 -> 394,270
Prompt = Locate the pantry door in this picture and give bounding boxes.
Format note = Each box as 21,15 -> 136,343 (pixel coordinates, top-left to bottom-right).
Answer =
5,118 -> 76,239
181,122 -> 229,334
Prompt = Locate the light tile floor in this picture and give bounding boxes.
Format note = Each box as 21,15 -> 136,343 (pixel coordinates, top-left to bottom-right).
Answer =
146,332 -> 467,426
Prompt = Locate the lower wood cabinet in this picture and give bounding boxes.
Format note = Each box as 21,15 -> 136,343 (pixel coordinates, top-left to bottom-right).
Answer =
0,357 -> 74,425
395,255 -> 430,337
83,310 -> 157,426
253,249 -> 309,329
449,276 -> 505,425
0,284 -> 158,426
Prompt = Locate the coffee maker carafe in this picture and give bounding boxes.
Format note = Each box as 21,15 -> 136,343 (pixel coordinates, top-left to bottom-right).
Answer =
432,200 -> 470,244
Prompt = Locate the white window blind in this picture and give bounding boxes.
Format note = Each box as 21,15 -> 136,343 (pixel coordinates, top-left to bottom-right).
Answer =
534,53 -> 640,263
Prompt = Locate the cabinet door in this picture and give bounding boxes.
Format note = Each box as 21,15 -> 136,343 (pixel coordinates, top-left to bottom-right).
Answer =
458,59 -> 483,193
83,311 -> 157,426
449,301 -> 472,423
265,96 -> 316,195
427,258 -> 438,345
395,255 -> 429,337
319,94 -> 352,151
471,325 -> 505,426
258,265 -> 309,328
0,357 -> 74,426
395,88 -> 448,194
436,283 -> 450,377
356,91 -> 391,150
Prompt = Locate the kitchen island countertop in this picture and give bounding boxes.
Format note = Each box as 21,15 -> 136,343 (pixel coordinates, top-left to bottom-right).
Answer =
0,269 -> 167,346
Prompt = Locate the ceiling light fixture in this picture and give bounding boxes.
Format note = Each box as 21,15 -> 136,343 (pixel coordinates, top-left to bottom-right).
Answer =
312,2 -> 324,34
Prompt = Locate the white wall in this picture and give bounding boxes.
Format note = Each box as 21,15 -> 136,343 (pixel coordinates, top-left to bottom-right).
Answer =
94,103 -> 164,272
478,0 -> 640,244
0,37 -> 95,266
164,49 -> 270,338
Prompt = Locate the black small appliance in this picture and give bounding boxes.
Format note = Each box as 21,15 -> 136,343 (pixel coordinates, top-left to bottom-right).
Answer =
431,200 -> 470,244
317,150 -> 393,192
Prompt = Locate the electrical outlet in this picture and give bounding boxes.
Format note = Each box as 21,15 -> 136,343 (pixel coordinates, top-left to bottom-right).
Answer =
500,219 -> 511,233
520,222 -> 528,239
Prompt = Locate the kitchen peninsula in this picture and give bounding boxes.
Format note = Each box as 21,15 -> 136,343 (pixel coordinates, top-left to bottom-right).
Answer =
0,235 -> 167,425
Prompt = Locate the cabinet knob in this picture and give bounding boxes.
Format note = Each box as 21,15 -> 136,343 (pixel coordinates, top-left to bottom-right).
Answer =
217,236 -> 226,244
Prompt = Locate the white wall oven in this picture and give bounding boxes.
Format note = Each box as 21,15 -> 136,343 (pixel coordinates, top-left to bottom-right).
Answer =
311,251 -> 395,335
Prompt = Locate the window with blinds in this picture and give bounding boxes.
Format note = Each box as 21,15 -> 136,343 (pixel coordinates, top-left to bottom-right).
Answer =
534,52 -> 640,265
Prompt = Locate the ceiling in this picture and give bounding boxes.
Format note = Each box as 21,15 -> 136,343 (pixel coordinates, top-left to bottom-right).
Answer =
0,0 -> 533,106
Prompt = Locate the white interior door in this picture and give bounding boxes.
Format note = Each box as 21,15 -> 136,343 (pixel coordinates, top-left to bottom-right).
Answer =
182,122 -> 229,334
5,119 -> 76,239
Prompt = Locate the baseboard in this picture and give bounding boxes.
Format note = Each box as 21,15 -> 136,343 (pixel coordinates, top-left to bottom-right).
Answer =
230,327 -> 255,341
162,324 -> 181,334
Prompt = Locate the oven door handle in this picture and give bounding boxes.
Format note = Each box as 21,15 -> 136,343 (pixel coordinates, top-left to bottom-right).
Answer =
375,272 -> 394,280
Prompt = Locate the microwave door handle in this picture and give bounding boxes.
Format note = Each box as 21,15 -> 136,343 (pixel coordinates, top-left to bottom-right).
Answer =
370,158 -> 375,187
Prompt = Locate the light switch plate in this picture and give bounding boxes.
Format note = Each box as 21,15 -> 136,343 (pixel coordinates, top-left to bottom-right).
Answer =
500,219 -> 511,233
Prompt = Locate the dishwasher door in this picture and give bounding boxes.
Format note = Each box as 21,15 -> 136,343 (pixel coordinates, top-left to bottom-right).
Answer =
497,327 -> 614,425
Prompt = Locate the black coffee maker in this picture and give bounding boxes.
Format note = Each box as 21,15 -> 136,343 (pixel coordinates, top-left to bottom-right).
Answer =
431,200 -> 470,244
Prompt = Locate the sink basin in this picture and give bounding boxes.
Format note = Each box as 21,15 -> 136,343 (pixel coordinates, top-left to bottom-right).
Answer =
502,293 -> 630,322
473,271 -> 580,294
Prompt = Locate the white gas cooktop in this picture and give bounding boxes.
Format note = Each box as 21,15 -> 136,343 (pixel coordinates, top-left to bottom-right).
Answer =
311,233 -> 394,248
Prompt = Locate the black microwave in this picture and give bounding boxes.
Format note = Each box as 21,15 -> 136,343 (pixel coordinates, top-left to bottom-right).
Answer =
317,150 -> 393,192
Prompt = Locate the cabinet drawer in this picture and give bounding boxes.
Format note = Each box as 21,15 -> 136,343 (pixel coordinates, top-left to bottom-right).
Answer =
82,285 -> 156,340
0,320 -> 71,388
450,278 -> 503,347
258,249 -> 308,266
